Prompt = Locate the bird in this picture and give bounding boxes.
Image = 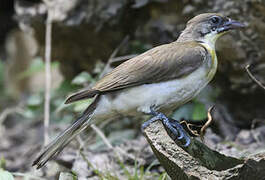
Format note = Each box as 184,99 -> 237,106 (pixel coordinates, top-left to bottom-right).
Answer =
33,13 -> 245,169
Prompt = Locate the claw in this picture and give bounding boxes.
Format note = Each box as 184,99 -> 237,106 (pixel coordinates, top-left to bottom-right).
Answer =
183,137 -> 191,147
162,116 -> 191,146
142,108 -> 191,147
170,119 -> 185,139
164,119 -> 190,146
177,130 -> 184,140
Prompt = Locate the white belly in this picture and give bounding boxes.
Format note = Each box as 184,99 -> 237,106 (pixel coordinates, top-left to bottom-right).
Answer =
92,65 -> 214,121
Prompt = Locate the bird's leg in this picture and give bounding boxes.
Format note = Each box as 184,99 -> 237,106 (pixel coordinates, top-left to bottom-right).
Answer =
142,107 -> 190,147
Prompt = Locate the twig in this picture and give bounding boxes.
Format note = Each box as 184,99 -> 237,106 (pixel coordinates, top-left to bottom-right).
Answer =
12,172 -> 46,180
245,64 -> 265,90
110,36 -> 130,60
43,1 -> 53,145
91,124 -> 113,149
76,135 -> 85,148
79,150 -> 107,179
78,128 -> 136,178
200,106 -> 214,141
160,173 -> 168,180
99,36 -> 130,78
109,54 -> 137,67
79,150 -> 94,168
91,124 -> 137,161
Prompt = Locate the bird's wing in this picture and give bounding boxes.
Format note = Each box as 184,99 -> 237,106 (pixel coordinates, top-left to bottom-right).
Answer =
65,41 -> 207,104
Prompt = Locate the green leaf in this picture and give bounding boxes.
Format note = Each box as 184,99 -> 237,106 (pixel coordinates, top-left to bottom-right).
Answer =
17,57 -> 44,79
27,94 -> 43,107
158,172 -> 167,180
130,40 -> 152,54
192,102 -> 207,121
73,99 -> 93,112
0,60 -> 4,84
0,169 -> 14,180
22,109 -> 35,119
56,80 -> 79,94
71,72 -> 95,85
172,103 -> 193,120
0,60 -> 4,94
196,85 -> 220,104
0,157 -> 6,169
17,57 -> 59,80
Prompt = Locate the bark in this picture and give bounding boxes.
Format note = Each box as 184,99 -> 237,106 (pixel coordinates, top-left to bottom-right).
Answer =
143,121 -> 265,180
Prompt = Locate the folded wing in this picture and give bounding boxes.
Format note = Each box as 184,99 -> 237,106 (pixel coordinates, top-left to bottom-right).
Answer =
65,41 -> 207,104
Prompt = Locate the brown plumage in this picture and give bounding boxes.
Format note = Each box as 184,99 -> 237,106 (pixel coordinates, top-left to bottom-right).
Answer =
65,42 -> 207,104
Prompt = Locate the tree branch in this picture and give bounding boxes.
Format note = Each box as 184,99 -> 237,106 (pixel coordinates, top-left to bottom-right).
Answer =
245,64 -> 265,90
143,120 -> 265,179
43,1 -> 53,145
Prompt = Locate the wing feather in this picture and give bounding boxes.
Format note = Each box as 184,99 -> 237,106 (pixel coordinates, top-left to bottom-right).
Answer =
93,41 -> 207,92
65,41 -> 207,104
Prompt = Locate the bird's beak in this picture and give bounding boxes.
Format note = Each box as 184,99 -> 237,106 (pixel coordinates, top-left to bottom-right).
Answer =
217,19 -> 246,33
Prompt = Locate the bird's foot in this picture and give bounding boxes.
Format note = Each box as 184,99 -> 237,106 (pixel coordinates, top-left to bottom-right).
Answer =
167,118 -> 191,147
142,108 -> 190,147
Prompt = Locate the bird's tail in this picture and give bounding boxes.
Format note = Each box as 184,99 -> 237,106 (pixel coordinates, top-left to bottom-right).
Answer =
32,96 -> 100,169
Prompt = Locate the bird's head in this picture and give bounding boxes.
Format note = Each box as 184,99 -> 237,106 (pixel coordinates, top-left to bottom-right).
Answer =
178,13 -> 245,48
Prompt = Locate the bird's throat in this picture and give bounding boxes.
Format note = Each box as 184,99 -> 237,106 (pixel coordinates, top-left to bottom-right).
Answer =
199,42 -> 218,80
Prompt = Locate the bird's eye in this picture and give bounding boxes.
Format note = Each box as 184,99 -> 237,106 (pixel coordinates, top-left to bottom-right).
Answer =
210,16 -> 221,24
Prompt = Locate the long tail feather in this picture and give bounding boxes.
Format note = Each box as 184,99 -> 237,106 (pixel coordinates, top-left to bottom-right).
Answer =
65,89 -> 99,104
33,96 -> 99,169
